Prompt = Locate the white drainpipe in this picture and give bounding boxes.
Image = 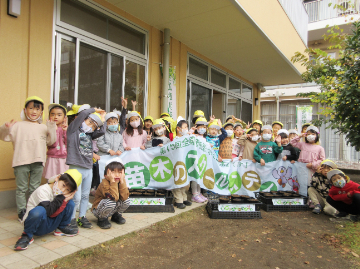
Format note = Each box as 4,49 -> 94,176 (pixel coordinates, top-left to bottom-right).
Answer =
161,28 -> 171,114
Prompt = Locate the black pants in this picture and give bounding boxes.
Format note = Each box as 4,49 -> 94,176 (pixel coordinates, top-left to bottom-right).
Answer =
91,161 -> 100,189
326,193 -> 360,215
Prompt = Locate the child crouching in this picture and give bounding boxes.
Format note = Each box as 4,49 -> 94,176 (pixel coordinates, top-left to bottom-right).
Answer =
92,158 -> 130,229
14,169 -> 82,251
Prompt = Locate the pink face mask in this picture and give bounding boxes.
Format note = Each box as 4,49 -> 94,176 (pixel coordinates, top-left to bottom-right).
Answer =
130,120 -> 140,128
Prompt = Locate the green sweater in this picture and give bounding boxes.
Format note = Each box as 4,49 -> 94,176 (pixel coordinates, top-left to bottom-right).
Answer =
254,141 -> 283,163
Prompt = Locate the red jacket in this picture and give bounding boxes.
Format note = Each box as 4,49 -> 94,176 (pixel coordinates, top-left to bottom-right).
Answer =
329,180 -> 360,204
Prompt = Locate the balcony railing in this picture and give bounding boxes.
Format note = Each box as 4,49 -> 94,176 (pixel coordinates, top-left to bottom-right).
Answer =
305,0 -> 360,23
278,0 -> 308,44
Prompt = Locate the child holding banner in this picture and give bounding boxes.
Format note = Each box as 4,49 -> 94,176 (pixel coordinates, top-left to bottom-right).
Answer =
145,119 -> 171,148
218,122 -> 235,161
254,125 -> 283,166
238,128 -> 259,162
205,119 -> 227,160
290,125 -> 325,185
276,129 -> 297,163
122,111 -> 147,150
232,122 -> 245,160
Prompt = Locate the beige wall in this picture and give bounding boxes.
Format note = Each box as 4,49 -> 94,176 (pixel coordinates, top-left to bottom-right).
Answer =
0,0 -> 54,191
0,0 -> 260,194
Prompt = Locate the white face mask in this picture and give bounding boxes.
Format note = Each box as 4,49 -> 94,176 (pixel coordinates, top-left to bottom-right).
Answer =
262,133 -> 272,140
226,130 -> 233,137
180,129 -> 188,136
130,120 -> 140,128
251,135 -> 259,141
155,128 -> 164,136
81,122 -> 93,133
307,135 -> 316,142
52,181 -> 63,196
198,128 -> 206,135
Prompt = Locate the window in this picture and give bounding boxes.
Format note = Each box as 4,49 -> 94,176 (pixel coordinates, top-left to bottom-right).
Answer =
242,84 -> 252,100
189,58 -> 208,81
124,61 -> 145,116
229,78 -> 241,95
211,69 -> 226,88
60,0 -> 146,54
59,39 -> 76,107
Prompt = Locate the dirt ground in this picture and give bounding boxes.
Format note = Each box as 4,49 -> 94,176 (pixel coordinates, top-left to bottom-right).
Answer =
43,206 -> 359,269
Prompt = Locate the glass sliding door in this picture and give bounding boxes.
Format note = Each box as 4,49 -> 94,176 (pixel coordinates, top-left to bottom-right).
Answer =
189,82 -> 212,122
78,43 -> 107,109
58,38 -> 76,108
110,54 -> 124,112
124,61 -> 145,116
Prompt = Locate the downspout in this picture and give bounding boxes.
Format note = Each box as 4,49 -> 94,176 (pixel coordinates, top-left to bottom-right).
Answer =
275,91 -> 280,121
161,28 -> 171,114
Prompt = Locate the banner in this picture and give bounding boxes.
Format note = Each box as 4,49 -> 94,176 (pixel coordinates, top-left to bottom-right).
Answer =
167,66 -> 176,119
296,105 -> 312,132
98,136 -> 309,197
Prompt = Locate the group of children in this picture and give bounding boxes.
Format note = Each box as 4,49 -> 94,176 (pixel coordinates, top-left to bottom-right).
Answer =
1,97 -> 359,251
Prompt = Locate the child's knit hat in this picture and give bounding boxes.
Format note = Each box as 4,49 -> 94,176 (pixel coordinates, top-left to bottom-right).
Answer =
327,169 -> 350,182
261,125 -> 272,132
105,112 -> 119,122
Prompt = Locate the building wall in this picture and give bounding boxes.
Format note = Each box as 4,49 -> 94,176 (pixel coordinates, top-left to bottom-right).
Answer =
0,0 -> 259,204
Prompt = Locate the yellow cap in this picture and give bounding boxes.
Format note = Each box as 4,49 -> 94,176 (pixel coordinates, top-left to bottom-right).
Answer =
144,116 -> 154,123
48,103 -> 67,114
208,120 -> 221,129
252,120 -> 263,126
24,96 -> 44,108
193,110 -> 205,117
160,112 -> 170,118
64,169 -> 82,187
71,105 -> 81,114
195,117 -> 208,125
302,123 -> 311,129
272,121 -> 283,127
321,159 -> 337,169
246,128 -> 258,134
223,122 -> 234,128
152,118 -> 166,128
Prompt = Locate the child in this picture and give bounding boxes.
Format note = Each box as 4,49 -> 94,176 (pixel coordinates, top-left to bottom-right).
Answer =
276,129 -> 297,163
162,116 -> 177,141
272,121 -> 283,138
290,125 -> 325,185
97,112 -> 124,156
193,117 -> 208,141
254,125 -> 283,166
14,169 -> 82,250
232,122 -> 245,160
326,169 -> 360,221
288,129 -> 301,160
238,128 -> 259,162
218,122 -> 235,161
145,119 -> 171,148
43,104 -> 69,180
92,158 -> 130,228
250,120 -> 263,133
144,116 -> 154,136
122,111 -> 147,150
205,119 -> 227,159
171,118 -> 192,209
309,160 -> 337,216
0,96 -> 57,220
66,107 -> 106,230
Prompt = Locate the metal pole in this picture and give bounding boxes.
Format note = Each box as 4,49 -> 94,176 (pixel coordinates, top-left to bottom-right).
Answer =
161,28 -> 170,114
276,91 -> 280,121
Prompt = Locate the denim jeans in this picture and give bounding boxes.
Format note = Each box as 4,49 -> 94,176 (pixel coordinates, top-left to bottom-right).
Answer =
24,200 -> 74,238
69,165 -> 93,219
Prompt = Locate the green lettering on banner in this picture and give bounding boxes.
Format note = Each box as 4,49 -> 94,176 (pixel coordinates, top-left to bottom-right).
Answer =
198,154 -> 207,178
186,150 -> 199,178
170,144 -> 176,151
215,173 -> 229,190
229,171 -> 242,194
189,136 -> 195,145
124,162 -> 150,189
260,181 -> 278,192
160,148 -> 166,155
149,156 -> 173,182
175,141 -> 181,149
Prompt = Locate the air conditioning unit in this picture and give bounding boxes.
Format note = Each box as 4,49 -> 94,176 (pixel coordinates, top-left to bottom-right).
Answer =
338,1 -> 356,15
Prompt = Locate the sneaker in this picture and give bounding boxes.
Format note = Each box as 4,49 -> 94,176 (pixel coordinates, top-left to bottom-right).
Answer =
97,218 -> 111,229
174,202 -> 186,209
191,195 -> 204,203
111,212 -> 126,224
334,211 -> 348,218
199,194 -> 208,202
312,204 -> 322,214
54,225 -> 78,237
77,216 -> 93,229
18,209 -> 26,222
14,233 -> 34,251
183,200 -> 192,206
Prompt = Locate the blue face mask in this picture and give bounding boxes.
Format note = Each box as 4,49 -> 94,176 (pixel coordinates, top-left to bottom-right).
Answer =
108,124 -> 118,132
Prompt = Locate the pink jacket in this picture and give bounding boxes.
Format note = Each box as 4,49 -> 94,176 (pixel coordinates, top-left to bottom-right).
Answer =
122,129 -> 147,148
290,136 -> 325,173
47,127 -> 67,158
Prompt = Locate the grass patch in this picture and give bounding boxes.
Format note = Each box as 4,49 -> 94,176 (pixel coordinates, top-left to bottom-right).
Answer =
337,222 -> 360,255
